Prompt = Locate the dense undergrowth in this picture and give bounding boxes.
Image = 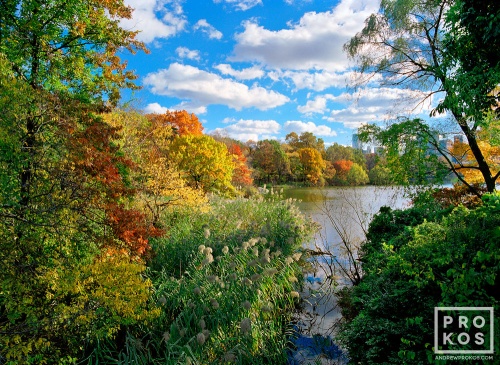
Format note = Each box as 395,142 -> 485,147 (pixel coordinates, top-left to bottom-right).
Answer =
337,191 -> 500,364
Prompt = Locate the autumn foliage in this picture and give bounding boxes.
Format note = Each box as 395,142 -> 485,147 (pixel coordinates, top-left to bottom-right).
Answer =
333,160 -> 354,180
228,144 -> 253,186
146,110 -> 204,136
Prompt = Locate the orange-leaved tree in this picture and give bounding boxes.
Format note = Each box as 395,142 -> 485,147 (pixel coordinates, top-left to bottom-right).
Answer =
332,160 -> 354,184
228,143 -> 253,187
146,110 -> 204,136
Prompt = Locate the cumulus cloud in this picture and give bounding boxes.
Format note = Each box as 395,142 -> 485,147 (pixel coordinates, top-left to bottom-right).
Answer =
143,63 -> 289,110
213,119 -> 281,142
284,120 -> 337,136
122,0 -> 187,43
326,87 -> 433,129
214,64 -> 264,80
194,19 -> 223,39
297,94 -> 335,114
213,0 -> 263,11
231,0 -> 379,71
176,47 -> 200,60
144,102 -> 170,114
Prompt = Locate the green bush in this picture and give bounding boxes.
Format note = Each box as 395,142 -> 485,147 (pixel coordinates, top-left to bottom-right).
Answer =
338,193 -> 500,364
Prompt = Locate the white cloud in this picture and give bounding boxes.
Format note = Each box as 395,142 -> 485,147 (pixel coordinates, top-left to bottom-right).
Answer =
269,70 -> 358,91
297,94 -> 335,114
213,0 -> 263,11
326,87 -> 432,129
144,102 -> 170,114
193,19 -> 223,40
284,120 -> 337,136
213,119 -> 281,142
231,0 -> 379,71
214,64 -> 264,80
144,101 -> 207,115
170,101 -> 208,115
122,0 -> 187,43
175,47 -> 200,60
143,63 -> 289,110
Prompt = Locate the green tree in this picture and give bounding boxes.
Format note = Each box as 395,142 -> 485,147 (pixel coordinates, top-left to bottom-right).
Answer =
346,163 -> 369,186
326,143 -> 366,170
251,140 -> 291,184
345,0 -> 500,194
369,164 -> 393,185
359,121 -> 449,186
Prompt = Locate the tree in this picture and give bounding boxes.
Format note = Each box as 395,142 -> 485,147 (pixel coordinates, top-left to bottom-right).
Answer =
345,0 -> 500,194
346,163 -> 369,186
103,110 -> 207,226
146,110 -> 204,136
298,147 -> 326,185
251,140 -> 291,184
228,144 -> 253,187
326,143 -> 366,170
359,121 -> 449,186
448,131 -> 500,185
0,1 -> 158,360
369,165 -> 394,185
170,135 -> 236,195
332,160 -> 353,185
286,131 -> 325,154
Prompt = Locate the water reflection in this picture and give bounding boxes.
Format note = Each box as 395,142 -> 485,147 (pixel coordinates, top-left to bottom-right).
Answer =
284,186 -> 410,364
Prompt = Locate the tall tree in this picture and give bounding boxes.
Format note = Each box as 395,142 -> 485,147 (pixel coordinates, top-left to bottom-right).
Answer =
298,147 -> 326,185
345,0 -> 500,194
0,0 -> 145,213
0,1 -> 155,360
251,140 -> 291,184
228,144 -> 253,187
286,131 -> 325,154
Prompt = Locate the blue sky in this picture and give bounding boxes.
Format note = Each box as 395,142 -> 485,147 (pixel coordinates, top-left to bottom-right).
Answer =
119,0 -> 434,146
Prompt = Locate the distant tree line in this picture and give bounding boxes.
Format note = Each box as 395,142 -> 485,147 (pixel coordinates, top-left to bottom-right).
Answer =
235,131 -> 393,187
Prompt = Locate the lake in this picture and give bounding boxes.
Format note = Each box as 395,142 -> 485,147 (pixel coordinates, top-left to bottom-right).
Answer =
284,186 -> 410,364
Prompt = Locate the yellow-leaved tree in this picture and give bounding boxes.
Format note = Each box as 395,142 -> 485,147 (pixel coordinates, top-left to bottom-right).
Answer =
103,111 -> 207,225
298,147 -> 326,186
169,135 -> 236,196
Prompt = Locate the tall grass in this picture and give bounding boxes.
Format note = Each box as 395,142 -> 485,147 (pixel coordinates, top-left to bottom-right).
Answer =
85,193 -> 316,364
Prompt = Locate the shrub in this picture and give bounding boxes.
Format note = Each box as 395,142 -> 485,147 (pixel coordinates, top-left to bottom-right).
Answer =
338,193 -> 500,364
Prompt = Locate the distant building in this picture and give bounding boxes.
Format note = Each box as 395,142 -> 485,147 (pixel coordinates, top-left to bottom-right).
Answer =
439,138 -> 452,152
454,135 -> 465,144
352,133 -> 362,150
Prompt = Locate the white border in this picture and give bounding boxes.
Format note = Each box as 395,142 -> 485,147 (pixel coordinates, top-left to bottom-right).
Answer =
434,307 -> 494,354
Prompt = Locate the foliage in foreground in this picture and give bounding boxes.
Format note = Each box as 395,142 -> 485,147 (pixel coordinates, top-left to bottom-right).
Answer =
84,195 -> 316,364
338,191 -> 500,364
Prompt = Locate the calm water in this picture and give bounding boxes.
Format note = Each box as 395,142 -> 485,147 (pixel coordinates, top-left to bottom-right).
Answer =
284,186 -> 410,364
284,186 -> 410,251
